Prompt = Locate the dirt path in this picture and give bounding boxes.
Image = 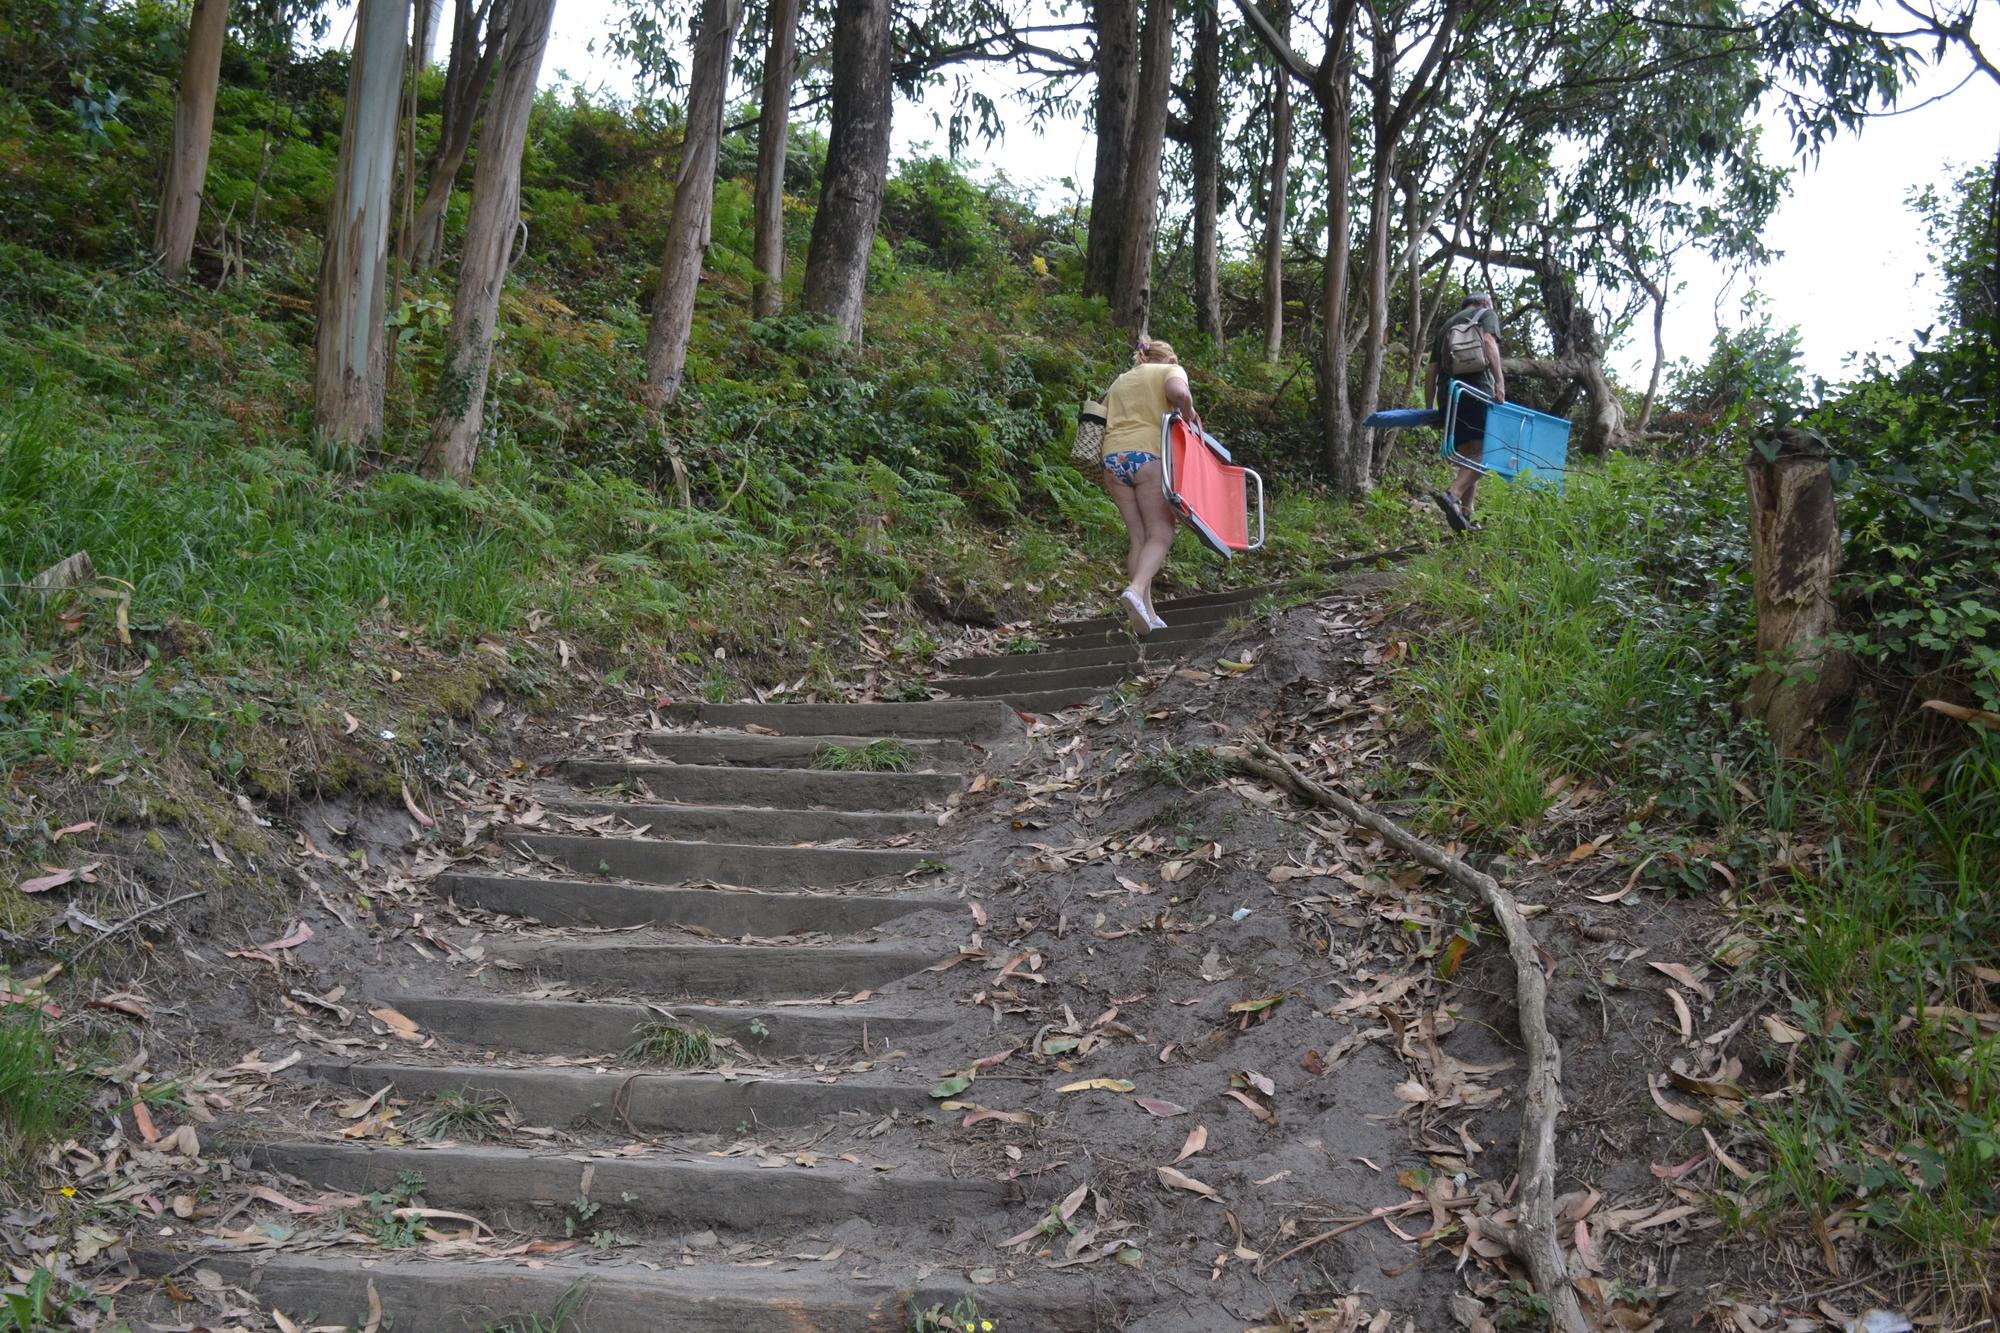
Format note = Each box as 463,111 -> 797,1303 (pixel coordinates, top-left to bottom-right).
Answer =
99,574 -> 1734,1332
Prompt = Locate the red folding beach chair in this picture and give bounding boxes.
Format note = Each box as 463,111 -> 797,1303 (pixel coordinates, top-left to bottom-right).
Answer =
1159,412 -> 1265,558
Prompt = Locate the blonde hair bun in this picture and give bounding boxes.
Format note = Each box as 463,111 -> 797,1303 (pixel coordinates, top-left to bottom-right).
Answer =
1138,338 -> 1179,366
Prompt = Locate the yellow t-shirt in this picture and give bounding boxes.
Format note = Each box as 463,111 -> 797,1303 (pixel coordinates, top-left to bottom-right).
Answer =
1101,362 -> 1189,459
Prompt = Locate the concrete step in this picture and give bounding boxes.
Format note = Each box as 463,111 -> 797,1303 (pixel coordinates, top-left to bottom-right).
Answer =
385,995 -> 946,1059
252,1142 -> 1013,1233
440,874 -> 948,934
1146,580 -> 1295,612
663,699 -> 1024,740
944,641 -> 1145,676
560,761 -> 961,811
934,661 -> 1135,698
635,731 -> 980,770
1034,617 -> 1227,655
484,937 -> 940,997
1007,686 -> 1108,714
510,833 -> 935,889
304,1061 -> 923,1133
525,799 -> 935,845
134,1252 -> 1117,1333
1052,592 -> 1266,637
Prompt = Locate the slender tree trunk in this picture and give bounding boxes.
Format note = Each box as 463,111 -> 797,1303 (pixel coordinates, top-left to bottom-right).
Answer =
313,0 -> 410,460
1637,269 -> 1666,435
1190,0 -> 1221,345
1400,166 -> 1423,404
644,0 -> 745,406
1260,3 -> 1290,362
156,0 -> 230,281
1319,115 -> 1359,489
1352,143 -> 1397,449
1112,0 -> 1173,333
752,0 -> 800,318
419,0 -> 443,63
1084,0 -> 1139,299
402,0 -> 510,271
421,0 -> 557,480
802,0 -> 892,344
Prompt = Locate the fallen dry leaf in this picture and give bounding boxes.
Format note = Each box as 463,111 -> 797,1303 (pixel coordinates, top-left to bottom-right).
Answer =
401,784 -> 436,829
1761,1014 -> 1809,1044
1172,1124 -> 1208,1164
1156,1166 -> 1219,1200
1058,1078 -> 1135,1095
1134,1097 -> 1187,1118
1648,1075 -> 1704,1126
1648,961 -> 1713,1001
369,1007 -> 422,1042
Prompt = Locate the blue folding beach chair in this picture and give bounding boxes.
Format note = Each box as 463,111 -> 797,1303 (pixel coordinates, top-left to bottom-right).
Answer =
1440,381 -> 1571,492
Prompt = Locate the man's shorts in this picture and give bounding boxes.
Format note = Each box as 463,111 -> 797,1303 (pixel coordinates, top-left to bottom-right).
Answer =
1450,387 -> 1488,452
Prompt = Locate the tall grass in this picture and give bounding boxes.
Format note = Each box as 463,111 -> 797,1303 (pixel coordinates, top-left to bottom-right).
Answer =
1401,453 -> 2000,1304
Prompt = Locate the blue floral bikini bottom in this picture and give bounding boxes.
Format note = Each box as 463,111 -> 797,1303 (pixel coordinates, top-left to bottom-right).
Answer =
1102,450 -> 1158,486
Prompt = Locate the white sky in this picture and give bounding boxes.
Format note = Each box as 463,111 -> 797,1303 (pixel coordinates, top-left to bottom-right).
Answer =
530,4 -> 1998,384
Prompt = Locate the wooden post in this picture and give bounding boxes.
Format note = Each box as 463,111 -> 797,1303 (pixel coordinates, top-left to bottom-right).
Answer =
1743,429 -> 1853,754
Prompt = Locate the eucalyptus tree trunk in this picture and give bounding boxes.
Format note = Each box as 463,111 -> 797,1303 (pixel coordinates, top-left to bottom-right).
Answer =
156,0 -> 230,281
420,0 -> 557,480
419,0 -> 443,63
1084,0 -> 1139,299
313,0 -> 410,459
1190,0 -> 1222,346
644,0 -> 746,406
402,0 -> 512,271
802,0 -> 892,344
752,0 -> 801,318
1111,0 -> 1173,333
1260,2 -> 1290,362
1318,116 -> 1358,489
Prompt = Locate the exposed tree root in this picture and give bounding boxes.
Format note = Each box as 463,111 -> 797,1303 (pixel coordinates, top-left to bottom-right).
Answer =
1221,734 -> 1588,1333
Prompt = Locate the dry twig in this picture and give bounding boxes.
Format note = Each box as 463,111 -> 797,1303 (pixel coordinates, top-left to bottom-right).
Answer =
1222,734 -> 1586,1333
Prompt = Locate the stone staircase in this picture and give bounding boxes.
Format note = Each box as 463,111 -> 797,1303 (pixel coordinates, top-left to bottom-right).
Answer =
159,586 -> 1283,1330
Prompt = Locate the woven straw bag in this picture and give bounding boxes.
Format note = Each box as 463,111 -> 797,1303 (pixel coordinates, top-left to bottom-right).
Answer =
1071,388 -> 1110,471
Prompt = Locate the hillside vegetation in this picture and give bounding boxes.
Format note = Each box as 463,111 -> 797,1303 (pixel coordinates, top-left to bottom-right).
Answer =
3,0 -> 1999,1324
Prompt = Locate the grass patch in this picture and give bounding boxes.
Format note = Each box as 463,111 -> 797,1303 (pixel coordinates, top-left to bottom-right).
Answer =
410,1089 -> 515,1142
0,1008 -> 90,1167
622,1022 -> 719,1068
1400,453 -> 2000,1306
810,738 -> 920,772
1132,745 -> 1226,790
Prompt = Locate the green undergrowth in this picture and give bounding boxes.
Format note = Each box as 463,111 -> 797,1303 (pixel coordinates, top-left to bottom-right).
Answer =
0,1007 -> 91,1170
810,739 -> 919,772
1399,454 -> 2000,1304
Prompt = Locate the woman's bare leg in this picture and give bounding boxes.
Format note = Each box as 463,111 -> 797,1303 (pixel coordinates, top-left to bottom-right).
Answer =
1103,470 -> 1147,591
1130,462 -> 1177,613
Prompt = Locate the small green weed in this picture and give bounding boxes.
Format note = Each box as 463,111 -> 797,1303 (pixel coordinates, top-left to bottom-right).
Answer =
622,1022 -> 718,1068
2,1269 -> 78,1333
1002,637 -> 1044,655
910,1294 -> 997,1332
364,1170 -> 428,1249
811,738 -> 919,772
1132,745 -> 1224,790
411,1089 -> 514,1142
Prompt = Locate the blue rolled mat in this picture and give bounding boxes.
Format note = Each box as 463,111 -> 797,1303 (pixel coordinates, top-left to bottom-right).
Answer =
1361,407 -> 1443,429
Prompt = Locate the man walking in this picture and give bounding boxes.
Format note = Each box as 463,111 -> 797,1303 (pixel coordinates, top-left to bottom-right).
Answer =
1425,291 -> 1505,532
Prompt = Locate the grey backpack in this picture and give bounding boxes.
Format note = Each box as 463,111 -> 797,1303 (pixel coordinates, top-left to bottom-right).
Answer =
1443,313 -> 1489,377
